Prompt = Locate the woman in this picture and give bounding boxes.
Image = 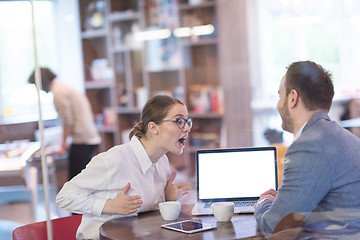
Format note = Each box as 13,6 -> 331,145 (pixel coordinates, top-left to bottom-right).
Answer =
56,95 -> 192,239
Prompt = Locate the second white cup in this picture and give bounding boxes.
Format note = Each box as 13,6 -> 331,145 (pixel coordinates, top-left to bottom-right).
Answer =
159,201 -> 181,221
210,202 -> 234,222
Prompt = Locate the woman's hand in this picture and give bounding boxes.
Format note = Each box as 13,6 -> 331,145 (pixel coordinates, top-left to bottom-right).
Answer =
165,172 -> 191,201
102,182 -> 143,215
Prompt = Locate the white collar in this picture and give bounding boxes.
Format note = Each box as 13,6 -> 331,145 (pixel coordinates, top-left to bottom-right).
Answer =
130,136 -> 160,174
293,122 -> 307,142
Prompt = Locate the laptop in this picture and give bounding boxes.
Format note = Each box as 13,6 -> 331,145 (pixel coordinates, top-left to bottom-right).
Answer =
191,146 -> 278,215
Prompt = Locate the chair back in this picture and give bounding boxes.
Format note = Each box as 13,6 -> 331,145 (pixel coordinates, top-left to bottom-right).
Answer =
272,144 -> 288,187
13,215 -> 82,240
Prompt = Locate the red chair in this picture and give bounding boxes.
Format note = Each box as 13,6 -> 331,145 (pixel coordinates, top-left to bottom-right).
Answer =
12,215 -> 82,240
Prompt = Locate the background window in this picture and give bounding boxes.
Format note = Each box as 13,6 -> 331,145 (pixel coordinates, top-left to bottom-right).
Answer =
252,0 -> 360,146
0,1 -> 58,122
254,0 -> 360,104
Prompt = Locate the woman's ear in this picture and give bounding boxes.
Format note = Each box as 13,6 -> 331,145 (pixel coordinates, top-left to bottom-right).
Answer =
148,121 -> 158,135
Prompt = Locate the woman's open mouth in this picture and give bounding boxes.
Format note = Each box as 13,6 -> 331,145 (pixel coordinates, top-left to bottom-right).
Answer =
178,136 -> 187,147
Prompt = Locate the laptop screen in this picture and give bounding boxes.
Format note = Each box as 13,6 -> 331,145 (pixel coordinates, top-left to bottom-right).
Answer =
196,147 -> 278,201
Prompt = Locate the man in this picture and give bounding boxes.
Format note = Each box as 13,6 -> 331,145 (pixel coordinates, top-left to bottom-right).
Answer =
254,61 -> 360,238
28,67 -> 101,180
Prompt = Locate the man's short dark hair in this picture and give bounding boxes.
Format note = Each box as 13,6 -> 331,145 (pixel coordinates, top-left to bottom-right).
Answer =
285,61 -> 334,111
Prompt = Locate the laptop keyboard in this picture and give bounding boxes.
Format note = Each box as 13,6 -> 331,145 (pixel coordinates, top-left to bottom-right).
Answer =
204,200 -> 256,208
235,200 -> 257,207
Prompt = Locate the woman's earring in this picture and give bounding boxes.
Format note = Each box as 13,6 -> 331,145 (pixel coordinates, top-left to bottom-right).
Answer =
155,131 -> 158,135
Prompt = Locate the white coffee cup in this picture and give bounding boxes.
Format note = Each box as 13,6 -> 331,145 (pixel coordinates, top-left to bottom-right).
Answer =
159,201 -> 181,221
210,202 -> 234,222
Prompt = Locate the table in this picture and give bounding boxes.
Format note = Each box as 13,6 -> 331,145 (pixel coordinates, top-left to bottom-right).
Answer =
0,141 -> 64,221
99,204 -> 263,240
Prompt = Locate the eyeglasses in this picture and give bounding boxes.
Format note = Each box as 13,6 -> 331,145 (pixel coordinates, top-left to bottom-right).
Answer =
157,118 -> 193,129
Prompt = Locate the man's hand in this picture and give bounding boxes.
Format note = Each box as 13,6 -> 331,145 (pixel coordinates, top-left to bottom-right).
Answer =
254,189 -> 277,210
54,146 -> 68,156
54,141 -> 69,156
165,172 -> 191,201
102,182 -> 143,215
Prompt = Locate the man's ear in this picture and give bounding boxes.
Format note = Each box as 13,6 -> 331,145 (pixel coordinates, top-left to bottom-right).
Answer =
289,89 -> 299,109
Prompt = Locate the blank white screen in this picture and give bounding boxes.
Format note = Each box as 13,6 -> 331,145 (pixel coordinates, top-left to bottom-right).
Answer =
198,149 -> 277,200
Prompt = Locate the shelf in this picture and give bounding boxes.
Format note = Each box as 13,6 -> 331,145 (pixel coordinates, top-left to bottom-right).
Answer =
145,66 -> 182,73
178,2 -> 216,11
181,38 -> 218,47
112,45 -> 141,53
187,145 -> 219,153
81,29 -> 107,39
189,112 -> 223,119
84,81 -> 114,89
98,125 -> 117,133
187,146 -> 203,153
117,107 -> 141,114
108,11 -> 140,22
78,0 -> 222,171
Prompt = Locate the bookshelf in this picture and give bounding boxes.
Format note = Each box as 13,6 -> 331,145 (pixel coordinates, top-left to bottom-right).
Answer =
78,0 -> 226,175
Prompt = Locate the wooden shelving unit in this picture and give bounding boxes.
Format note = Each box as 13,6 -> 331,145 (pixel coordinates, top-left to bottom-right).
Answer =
78,0 -> 225,175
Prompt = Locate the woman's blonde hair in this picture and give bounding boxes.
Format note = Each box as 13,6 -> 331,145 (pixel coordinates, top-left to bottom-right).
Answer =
129,95 -> 184,139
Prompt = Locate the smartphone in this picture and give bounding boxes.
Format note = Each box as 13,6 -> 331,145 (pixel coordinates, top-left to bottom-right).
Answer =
161,220 -> 217,234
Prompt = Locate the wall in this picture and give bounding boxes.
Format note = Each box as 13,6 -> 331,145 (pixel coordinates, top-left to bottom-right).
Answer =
218,0 -> 253,147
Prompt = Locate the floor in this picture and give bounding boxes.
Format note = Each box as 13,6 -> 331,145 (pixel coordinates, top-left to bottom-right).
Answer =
0,202 -> 33,225
0,167 -> 70,240
0,198 -> 60,240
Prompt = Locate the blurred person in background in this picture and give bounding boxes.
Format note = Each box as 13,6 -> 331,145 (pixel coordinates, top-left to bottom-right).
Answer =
28,67 -> 101,180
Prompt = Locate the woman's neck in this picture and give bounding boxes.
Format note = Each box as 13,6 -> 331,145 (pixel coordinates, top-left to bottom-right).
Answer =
139,136 -> 166,163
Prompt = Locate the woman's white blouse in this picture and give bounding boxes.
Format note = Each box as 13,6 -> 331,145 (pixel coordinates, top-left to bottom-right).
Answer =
56,136 -> 171,239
